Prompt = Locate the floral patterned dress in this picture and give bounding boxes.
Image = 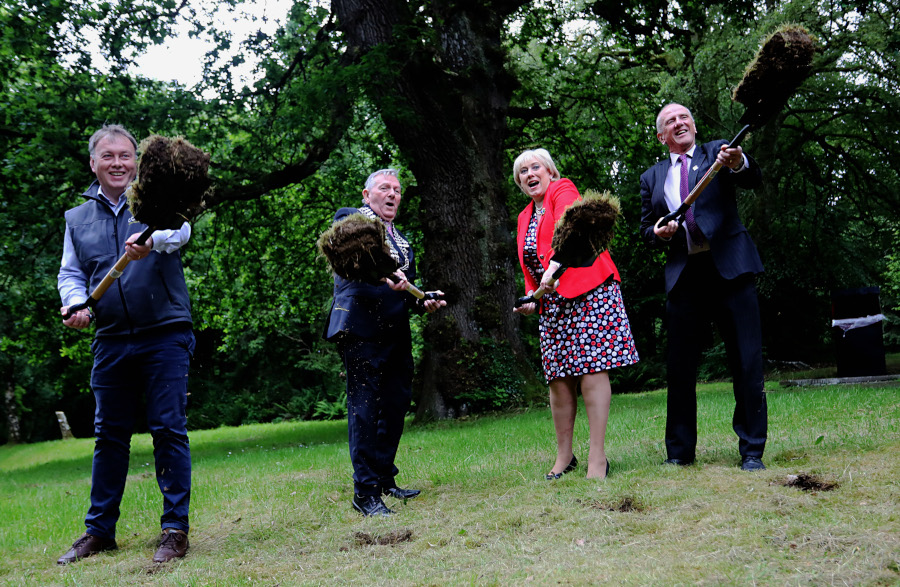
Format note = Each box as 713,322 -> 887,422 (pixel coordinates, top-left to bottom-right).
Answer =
523,211 -> 639,380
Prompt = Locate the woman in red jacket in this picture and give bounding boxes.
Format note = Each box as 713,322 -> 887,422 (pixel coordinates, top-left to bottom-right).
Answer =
512,148 -> 639,480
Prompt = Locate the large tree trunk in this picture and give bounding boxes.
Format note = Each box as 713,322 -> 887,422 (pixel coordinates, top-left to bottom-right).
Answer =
333,0 -> 542,419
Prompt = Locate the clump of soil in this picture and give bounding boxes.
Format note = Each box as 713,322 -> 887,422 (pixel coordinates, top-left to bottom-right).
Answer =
732,25 -> 817,126
783,473 -> 838,492
317,213 -> 399,284
353,529 -> 413,546
588,496 -> 645,513
128,135 -> 211,229
551,189 -> 620,265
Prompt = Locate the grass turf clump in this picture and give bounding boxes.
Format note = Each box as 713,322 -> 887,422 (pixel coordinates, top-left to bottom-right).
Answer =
733,24 -> 817,128
317,213 -> 399,284
551,189 -> 621,267
127,135 -> 212,229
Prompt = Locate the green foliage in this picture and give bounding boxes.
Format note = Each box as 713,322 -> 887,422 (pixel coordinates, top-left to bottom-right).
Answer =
508,0 -> 900,371
439,337 -> 541,413
882,229 -> 900,349
4,0 -> 900,441
312,390 -> 347,420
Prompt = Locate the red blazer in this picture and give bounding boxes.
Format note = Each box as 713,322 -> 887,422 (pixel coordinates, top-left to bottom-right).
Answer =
517,178 -> 620,300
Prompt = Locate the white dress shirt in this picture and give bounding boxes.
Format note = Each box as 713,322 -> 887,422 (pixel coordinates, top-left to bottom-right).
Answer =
662,146 -> 748,255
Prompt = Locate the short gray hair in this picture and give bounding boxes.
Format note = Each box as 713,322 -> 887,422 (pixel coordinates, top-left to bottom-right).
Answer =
88,124 -> 138,158
512,148 -> 561,191
364,168 -> 400,192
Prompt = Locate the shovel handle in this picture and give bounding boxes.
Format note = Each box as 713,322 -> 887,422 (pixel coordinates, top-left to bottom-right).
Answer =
655,124 -> 752,230
62,226 -> 154,320
514,266 -> 568,308
406,283 -> 442,301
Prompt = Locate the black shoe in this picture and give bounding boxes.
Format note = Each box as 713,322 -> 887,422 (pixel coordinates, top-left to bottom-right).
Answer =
57,533 -> 118,565
383,486 -> 421,500
606,459 -> 610,477
352,494 -> 394,517
663,458 -> 694,466
740,456 -> 766,471
546,455 -> 578,480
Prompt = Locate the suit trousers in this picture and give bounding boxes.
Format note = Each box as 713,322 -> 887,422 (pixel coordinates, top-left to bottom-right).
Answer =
86,325 -> 195,539
339,333 -> 414,496
665,253 -> 767,461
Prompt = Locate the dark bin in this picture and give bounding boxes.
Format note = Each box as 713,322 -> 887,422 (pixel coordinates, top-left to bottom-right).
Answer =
831,287 -> 886,377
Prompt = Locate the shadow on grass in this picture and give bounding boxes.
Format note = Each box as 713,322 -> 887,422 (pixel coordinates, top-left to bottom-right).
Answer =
1,418 -> 351,482
189,418 -> 349,461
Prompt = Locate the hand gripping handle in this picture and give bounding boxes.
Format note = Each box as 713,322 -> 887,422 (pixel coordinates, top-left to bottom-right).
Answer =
62,226 -> 154,320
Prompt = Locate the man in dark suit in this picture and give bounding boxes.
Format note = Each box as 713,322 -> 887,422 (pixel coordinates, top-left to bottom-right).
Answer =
639,103 -> 768,471
323,168 -> 446,516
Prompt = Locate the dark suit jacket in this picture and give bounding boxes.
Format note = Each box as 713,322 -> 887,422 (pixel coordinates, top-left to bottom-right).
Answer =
639,139 -> 764,293
322,206 -> 419,341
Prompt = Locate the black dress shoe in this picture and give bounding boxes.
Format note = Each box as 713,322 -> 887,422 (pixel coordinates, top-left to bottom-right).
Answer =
546,455 -> 578,480
663,458 -> 694,466
383,486 -> 421,500
57,533 -> 118,565
352,494 -> 394,517
740,456 -> 766,471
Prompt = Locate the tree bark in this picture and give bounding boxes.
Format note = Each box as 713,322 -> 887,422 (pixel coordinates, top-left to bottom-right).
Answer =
333,0 -> 542,419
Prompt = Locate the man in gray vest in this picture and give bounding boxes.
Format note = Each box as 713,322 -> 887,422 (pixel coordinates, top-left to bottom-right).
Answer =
57,124 -> 195,565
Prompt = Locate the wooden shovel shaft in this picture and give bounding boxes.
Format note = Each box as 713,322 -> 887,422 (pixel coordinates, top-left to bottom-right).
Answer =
61,226 -> 154,320
406,282 -> 425,299
404,283 -> 444,301
514,265 -> 568,308
657,124 -> 751,229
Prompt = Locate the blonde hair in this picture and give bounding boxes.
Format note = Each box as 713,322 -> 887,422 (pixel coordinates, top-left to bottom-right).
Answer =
512,148 -> 561,192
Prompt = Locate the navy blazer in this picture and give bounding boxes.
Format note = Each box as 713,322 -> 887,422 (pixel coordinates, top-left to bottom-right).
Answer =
322,207 -> 418,341
639,139 -> 764,293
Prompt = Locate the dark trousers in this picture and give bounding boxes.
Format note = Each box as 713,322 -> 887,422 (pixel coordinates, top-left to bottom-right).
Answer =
339,334 -> 413,496
665,253 -> 767,461
86,325 -> 195,539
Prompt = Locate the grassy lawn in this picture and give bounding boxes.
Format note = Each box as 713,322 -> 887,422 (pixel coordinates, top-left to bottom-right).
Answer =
1,379 -> 898,586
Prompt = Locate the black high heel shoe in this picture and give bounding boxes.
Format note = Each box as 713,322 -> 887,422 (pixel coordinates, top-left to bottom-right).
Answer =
545,455 -> 578,480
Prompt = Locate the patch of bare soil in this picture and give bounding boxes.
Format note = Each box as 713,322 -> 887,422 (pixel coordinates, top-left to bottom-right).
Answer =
144,561 -> 171,575
348,529 -> 414,548
781,473 -> 839,492
586,496 -> 646,513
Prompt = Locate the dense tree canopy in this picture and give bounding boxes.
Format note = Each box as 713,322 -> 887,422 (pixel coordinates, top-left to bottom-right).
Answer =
2,0 -> 898,442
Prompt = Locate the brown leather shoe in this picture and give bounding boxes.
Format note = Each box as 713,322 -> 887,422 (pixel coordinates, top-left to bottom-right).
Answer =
152,529 -> 189,563
57,533 -> 117,565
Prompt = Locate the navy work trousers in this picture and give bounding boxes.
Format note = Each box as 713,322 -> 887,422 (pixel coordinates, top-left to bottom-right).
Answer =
85,324 -> 195,539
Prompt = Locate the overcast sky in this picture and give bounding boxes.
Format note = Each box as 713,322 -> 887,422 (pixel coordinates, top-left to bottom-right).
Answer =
132,0 -> 294,88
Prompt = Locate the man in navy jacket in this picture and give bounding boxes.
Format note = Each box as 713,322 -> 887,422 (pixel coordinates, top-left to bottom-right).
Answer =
323,169 -> 445,516
639,103 -> 768,471
57,125 -> 195,564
